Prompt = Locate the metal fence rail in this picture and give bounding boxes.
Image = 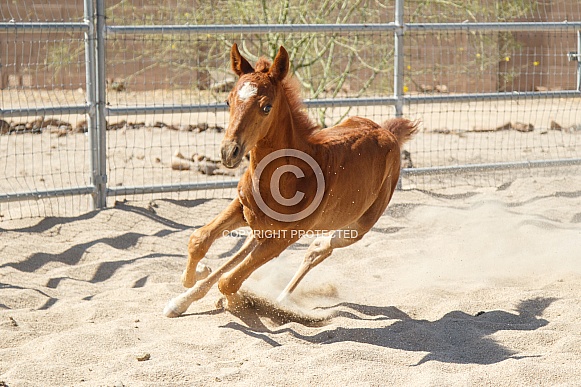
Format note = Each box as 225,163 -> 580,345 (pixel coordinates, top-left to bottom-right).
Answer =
1,0 -> 581,219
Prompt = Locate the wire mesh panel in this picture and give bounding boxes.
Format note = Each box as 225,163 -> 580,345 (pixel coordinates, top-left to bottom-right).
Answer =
0,2 -> 93,219
400,0 -> 581,188
0,1 -> 84,22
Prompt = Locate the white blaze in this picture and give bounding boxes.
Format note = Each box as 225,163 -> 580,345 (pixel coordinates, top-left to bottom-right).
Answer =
238,82 -> 258,101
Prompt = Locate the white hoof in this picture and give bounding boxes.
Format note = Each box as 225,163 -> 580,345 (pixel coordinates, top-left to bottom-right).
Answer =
163,297 -> 188,318
196,263 -> 212,280
182,263 -> 212,288
163,303 -> 181,318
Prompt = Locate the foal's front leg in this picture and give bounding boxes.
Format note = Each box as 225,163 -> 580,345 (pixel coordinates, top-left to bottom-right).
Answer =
164,233 -> 257,318
182,198 -> 246,288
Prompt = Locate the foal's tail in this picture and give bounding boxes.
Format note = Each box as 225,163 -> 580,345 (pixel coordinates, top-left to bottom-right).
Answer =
382,118 -> 419,145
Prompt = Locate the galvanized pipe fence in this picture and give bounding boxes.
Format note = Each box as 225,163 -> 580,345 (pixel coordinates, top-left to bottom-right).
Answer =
1,0 -> 581,217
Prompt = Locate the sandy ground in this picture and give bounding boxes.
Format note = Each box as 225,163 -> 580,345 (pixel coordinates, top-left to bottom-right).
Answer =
1,170 -> 580,386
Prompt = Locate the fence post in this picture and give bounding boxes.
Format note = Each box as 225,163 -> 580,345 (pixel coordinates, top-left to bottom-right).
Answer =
94,0 -> 108,208
578,31 -> 581,91
394,0 -> 405,190
394,0 -> 405,118
84,0 -> 99,210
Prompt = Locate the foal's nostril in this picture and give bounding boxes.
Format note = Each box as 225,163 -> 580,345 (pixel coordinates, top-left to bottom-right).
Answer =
231,144 -> 240,159
221,142 -> 243,168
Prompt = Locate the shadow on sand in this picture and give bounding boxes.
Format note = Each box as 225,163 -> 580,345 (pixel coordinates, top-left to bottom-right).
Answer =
221,296 -> 556,365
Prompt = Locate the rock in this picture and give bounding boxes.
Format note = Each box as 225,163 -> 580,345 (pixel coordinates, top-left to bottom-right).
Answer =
550,120 -> 563,131
179,124 -> 195,132
196,122 -> 209,132
495,122 -> 513,131
173,150 -> 186,160
0,120 -> 10,135
12,123 -> 27,133
107,120 -> 127,131
56,128 -> 69,137
435,84 -> 449,93
41,118 -> 71,130
171,156 -> 192,171
512,122 -> 534,132
74,120 -> 88,133
212,168 -> 237,177
470,122 -> 510,132
127,122 -> 145,130
535,85 -> 549,92
136,353 -> 150,362
197,160 -> 219,175
107,78 -> 126,92
432,128 -> 452,134
419,84 -> 434,93
191,153 -> 206,162
469,121 -> 534,133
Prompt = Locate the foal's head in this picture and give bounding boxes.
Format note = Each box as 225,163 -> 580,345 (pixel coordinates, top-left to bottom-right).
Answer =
221,43 -> 289,168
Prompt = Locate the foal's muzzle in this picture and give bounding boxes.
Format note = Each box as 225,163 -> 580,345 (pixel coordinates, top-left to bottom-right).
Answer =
221,140 -> 244,169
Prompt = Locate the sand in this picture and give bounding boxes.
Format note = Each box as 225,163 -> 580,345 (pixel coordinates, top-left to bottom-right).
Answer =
1,170 -> 580,386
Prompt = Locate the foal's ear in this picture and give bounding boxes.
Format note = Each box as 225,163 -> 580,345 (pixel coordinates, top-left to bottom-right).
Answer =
269,46 -> 289,82
231,43 -> 254,76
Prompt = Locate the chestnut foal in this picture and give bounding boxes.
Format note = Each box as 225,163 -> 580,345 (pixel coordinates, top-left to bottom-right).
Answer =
164,44 -> 417,317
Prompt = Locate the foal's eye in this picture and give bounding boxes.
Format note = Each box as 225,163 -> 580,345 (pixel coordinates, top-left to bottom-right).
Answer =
225,100 -> 230,107
262,104 -> 272,114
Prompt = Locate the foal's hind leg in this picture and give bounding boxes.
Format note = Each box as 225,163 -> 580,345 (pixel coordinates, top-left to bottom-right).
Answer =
276,227 -> 365,302
182,198 -> 246,288
277,184 -> 395,302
